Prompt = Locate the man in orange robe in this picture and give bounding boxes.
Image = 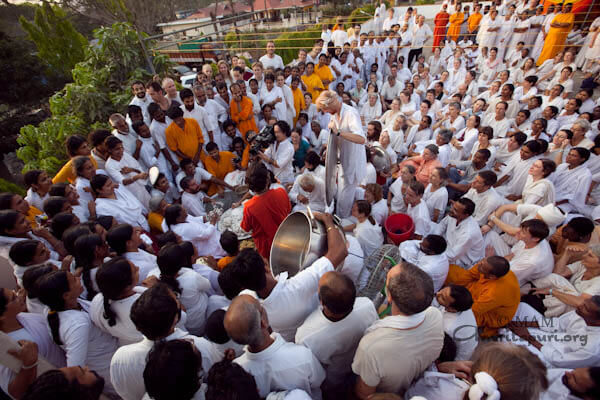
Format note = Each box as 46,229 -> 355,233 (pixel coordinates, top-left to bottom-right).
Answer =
445,256 -> 521,338
433,4 -> 450,48
230,83 -> 257,142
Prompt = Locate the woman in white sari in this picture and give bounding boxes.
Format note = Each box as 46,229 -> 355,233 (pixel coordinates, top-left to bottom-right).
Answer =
379,97 -> 401,129
360,92 -> 383,127
91,174 -> 149,231
520,159 -> 556,206
344,200 -> 383,258
477,48 -> 502,88
260,73 -> 287,122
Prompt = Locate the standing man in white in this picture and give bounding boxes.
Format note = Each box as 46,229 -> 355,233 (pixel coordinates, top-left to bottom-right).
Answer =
259,41 -> 284,71
316,90 -> 367,218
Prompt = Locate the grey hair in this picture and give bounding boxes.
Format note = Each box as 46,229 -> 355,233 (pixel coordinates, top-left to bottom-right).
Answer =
449,102 -> 462,111
108,113 -> 125,125
573,119 -> 591,132
299,174 -> 315,189
230,300 -> 263,347
315,90 -> 339,110
148,196 -> 164,212
387,261 -> 434,315
438,129 -> 453,143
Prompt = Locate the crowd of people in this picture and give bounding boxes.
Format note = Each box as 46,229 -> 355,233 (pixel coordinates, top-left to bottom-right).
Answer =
0,0 -> 600,399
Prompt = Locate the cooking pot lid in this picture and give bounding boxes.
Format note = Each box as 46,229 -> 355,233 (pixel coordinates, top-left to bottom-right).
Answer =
371,144 -> 391,173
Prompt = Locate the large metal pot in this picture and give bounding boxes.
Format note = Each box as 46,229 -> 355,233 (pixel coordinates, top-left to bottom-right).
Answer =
270,209 -> 342,277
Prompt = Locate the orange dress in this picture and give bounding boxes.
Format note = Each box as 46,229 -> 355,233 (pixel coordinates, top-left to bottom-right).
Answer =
53,156 -> 99,184
447,12 -> 464,43
165,118 -> 204,160
230,96 -> 258,141
446,263 -> 520,337
537,12 -> 575,66
217,255 -> 235,271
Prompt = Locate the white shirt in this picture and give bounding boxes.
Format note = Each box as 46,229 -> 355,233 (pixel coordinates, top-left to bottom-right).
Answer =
400,240 -> 449,292
265,139 -> 295,184
423,185 -> 448,222
105,153 -> 150,210
331,29 -> 349,48
110,328 -> 222,400
25,188 -> 47,213
407,199 -> 432,237
295,297 -> 378,386
510,239 -> 554,286
370,198 -> 388,226
147,267 -> 211,335
48,299 -> 119,391
112,127 -> 138,156
259,54 -> 285,71
463,188 -> 505,227
411,24 -> 432,48
243,256 -> 334,342
123,250 -> 157,283
90,292 -> 143,346
235,332 -> 326,399
182,190 -> 208,217
170,216 -> 227,258
95,184 -> 149,231
181,103 -> 212,144
434,216 -> 484,269
354,220 -> 384,258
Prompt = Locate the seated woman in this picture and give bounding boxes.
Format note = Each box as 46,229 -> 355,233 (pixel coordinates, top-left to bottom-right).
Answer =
388,165 -> 416,214
364,183 -> 388,226
106,224 -> 156,283
518,159 -> 556,206
8,240 -> 62,287
0,192 -> 43,229
291,129 -> 310,171
104,136 -> 150,210
49,183 -> 89,223
164,204 -> 226,259
91,174 -> 149,231
90,257 -> 143,346
523,245 -> 600,317
423,167 -> 449,223
150,242 -> 212,335
400,144 -> 442,186
52,134 -> 98,184
0,287 -> 66,399
36,270 -> 119,395
73,156 -> 97,218
22,264 -> 56,314
73,233 -> 109,301
344,200 -> 384,258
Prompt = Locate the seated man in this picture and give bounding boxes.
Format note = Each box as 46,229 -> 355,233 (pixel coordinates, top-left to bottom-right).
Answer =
400,234 -> 449,292
543,366 -> 600,399
494,140 -> 541,198
509,296 -> 600,369
201,142 -> 238,196
445,256 -> 520,337
463,170 -> 505,227
180,176 -> 212,217
433,197 -> 485,269
553,147 -> 592,214
295,271 -> 378,393
352,261 -> 444,398
229,212 -> 347,341
446,149 -> 491,200
289,173 -> 327,213
488,219 -> 554,288
550,217 -> 596,274
225,295 -> 326,398
434,284 -> 478,361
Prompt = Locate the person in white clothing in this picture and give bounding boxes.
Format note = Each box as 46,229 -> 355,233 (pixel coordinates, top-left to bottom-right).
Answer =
106,224 -> 156,283
554,147 -> 593,214
404,180 -> 432,239
227,212 -> 347,342
433,197 -> 484,269
364,183 -> 388,227
259,41 -> 285,71
260,121 -> 295,185
130,80 -> 152,123
434,284 -> 478,361
23,170 -> 51,212
149,242 -> 212,336
91,175 -> 149,231
316,91 -> 367,218
289,173 -> 327,213
346,200 -> 384,258
104,136 -> 151,210
463,171 -> 505,227
399,235 -> 449,292
164,204 -> 226,259
295,271 -> 378,394
109,113 -> 140,160
36,270 -> 119,395
225,294 -> 326,399
111,284 -> 222,400
90,257 -> 143,346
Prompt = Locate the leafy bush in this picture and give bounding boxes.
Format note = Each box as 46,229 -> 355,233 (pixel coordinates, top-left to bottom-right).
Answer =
415,0 -> 435,4
17,22 -> 173,175
274,29 -> 321,65
0,178 -> 25,197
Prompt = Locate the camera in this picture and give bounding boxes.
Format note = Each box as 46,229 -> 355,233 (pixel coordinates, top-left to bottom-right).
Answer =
249,125 -> 276,156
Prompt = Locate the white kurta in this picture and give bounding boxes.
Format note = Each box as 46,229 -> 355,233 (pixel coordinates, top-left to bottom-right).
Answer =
433,216 -> 484,269
509,239 -> 554,286
407,200 -> 432,237
265,139 -> 295,184
105,154 -> 151,210
354,219 -> 384,258
423,185 -> 448,223
170,216 -> 226,258
463,187 -> 505,227
295,297 -> 378,386
234,332 -> 326,399
123,250 -> 157,283
521,176 -> 555,206
95,185 -> 149,231
552,163 -> 592,214
400,240 -> 449,292
90,292 -> 143,346
496,154 -> 537,197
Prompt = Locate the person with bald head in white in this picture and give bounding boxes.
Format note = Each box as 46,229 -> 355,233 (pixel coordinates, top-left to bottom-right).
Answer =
224,294 -> 326,399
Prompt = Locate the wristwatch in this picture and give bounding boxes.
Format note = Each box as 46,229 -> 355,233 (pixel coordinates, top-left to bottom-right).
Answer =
336,130 -> 341,137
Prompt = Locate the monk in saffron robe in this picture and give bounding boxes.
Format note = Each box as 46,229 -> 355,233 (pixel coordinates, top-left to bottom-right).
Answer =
537,3 -> 575,66
445,257 -> 520,338
447,4 -> 465,43
433,4 -> 450,48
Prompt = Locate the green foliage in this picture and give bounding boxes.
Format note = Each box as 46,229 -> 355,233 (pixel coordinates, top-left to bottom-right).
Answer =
274,30 -> 321,65
17,22 -> 174,175
415,0 -> 435,4
0,178 -> 25,197
19,3 -> 87,79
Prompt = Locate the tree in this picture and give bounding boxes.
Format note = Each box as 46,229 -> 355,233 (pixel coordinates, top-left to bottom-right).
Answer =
19,2 -> 87,79
17,22 -> 173,174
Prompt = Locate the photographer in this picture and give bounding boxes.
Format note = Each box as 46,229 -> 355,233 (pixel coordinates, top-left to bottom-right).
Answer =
258,121 -> 295,185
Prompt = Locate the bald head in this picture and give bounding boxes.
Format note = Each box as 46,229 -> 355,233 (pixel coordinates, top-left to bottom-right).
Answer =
318,271 -> 356,317
224,295 -> 265,347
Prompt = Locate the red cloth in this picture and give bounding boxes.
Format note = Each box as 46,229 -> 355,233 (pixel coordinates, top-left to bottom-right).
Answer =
433,11 -> 450,49
241,188 -> 291,258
